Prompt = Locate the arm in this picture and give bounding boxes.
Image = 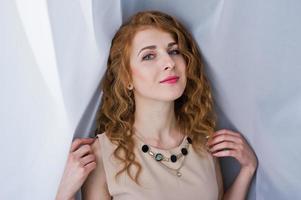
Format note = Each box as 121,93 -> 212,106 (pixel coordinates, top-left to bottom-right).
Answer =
222,166 -> 256,200
81,136 -> 111,200
56,138 -> 97,200
213,158 -> 224,200
208,129 -> 258,200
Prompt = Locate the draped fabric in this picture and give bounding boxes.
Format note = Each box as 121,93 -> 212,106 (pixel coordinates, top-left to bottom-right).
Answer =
1,0 -> 300,199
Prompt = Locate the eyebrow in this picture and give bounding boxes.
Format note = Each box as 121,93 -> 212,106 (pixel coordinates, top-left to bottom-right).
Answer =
137,42 -> 178,56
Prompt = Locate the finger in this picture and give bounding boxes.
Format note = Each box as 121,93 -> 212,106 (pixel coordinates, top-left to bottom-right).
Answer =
81,154 -> 96,166
208,134 -> 243,147
84,161 -> 97,174
70,138 -> 95,152
209,141 -> 237,153
214,129 -> 241,138
74,144 -> 92,158
212,149 -> 237,158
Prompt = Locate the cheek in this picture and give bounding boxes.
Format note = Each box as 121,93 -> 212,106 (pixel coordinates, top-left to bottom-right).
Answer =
131,68 -> 146,81
177,58 -> 187,74
174,55 -> 186,67
131,67 -> 158,91
131,68 -> 154,88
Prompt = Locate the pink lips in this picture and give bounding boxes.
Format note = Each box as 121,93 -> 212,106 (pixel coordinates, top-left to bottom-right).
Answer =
160,76 -> 179,84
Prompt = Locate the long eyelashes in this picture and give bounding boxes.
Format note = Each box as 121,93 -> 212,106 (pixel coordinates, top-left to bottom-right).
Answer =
168,49 -> 180,55
142,53 -> 156,61
141,49 -> 180,61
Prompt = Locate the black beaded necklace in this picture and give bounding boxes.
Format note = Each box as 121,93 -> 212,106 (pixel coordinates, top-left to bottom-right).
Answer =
133,127 -> 193,177
141,136 -> 192,163
139,136 -> 192,177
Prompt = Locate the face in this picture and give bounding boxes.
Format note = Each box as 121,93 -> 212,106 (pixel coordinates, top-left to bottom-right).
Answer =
129,28 -> 187,102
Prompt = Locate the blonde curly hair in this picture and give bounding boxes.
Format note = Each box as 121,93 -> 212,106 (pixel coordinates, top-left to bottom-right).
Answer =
95,10 -> 216,184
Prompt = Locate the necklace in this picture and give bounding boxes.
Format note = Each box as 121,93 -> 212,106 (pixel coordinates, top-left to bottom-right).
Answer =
157,153 -> 187,177
134,129 -> 192,177
140,137 -> 191,163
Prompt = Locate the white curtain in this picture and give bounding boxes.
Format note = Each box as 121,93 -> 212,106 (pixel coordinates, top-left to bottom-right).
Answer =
1,0 -> 300,199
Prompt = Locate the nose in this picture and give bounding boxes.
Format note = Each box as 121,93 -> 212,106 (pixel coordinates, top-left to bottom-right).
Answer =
161,53 -> 175,71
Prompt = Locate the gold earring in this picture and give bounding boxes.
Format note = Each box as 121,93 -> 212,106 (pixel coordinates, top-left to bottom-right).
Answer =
127,83 -> 134,90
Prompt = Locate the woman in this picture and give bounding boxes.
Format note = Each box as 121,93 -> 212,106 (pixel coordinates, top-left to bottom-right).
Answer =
56,11 -> 257,200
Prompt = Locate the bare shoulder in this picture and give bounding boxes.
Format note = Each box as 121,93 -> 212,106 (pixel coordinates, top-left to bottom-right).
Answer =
91,134 -> 102,155
91,132 -> 109,156
90,133 -> 107,168
212,157 -> 224,199
82,133 -> 111,200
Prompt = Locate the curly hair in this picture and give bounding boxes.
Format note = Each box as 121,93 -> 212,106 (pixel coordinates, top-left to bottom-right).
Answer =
95,10 -> 216,184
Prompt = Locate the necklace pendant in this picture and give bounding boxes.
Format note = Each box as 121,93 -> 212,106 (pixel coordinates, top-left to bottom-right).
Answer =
155,153 -> 164,161
176,171 -> 182,177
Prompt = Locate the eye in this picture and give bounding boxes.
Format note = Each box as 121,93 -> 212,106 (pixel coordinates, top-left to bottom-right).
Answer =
142,54 -> 155,61
168,49 -> 180,55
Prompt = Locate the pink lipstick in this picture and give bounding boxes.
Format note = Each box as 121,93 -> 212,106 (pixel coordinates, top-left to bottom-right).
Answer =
160,76 -> 179,84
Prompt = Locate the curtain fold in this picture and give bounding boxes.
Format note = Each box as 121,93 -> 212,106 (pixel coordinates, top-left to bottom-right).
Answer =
1,0 -> 300,199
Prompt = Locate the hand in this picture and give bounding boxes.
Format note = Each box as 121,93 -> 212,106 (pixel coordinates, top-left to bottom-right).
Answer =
207,129 -> 258,173
56,138 -> 97,200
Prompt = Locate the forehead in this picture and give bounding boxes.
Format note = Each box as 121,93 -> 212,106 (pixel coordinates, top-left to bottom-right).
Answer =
131,28 -> 176,52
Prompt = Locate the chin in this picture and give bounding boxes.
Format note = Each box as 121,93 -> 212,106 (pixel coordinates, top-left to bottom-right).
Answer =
159,90 -> 185,101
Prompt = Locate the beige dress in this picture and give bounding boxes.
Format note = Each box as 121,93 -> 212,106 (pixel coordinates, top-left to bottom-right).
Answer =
97,133 -> 223,200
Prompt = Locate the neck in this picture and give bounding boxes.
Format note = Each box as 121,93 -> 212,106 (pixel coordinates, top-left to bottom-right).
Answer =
133,95 -> 182,148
